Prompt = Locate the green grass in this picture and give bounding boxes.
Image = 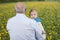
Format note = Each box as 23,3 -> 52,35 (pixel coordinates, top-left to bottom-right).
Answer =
0,2 -> 60,40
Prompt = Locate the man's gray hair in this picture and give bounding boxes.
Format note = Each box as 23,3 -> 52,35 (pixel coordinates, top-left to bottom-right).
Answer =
15,2 -> 26,13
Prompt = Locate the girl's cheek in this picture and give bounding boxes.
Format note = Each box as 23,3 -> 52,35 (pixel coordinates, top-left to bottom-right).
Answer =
34,15 -> 37,18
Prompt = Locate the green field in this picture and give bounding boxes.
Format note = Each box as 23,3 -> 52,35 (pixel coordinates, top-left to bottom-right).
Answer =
0,2 -> 60,40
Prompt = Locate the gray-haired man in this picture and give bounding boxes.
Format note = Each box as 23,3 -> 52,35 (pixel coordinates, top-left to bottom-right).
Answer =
6,2 -> 44,40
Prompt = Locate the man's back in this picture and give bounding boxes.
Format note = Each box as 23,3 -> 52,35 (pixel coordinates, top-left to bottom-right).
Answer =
7,14 -> 43,40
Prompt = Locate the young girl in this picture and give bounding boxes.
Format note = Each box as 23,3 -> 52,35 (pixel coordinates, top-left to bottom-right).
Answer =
29,9 -> 46,40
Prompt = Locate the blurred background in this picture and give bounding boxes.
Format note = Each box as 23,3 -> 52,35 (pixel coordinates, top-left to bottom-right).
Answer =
0,0 -> 60,40
0,0 -> 60,3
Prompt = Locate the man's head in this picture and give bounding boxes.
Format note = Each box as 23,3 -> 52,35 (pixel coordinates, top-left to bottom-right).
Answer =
15,2 -> 26,13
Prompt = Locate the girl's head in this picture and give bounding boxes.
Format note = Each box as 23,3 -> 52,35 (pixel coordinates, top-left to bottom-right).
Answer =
29,9 -> 38,19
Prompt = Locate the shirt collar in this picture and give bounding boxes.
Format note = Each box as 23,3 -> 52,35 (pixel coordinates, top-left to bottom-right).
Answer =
16,13 -> 26,17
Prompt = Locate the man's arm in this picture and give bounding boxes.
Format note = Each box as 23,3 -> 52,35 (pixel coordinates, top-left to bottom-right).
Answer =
38,22 -> 46,40
30,20 -> 44,40
38,22 -> 46,34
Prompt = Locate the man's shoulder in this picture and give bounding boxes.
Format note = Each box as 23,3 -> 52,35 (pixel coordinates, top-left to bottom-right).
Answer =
8,16 -> 16,22
28,18 -> 37,24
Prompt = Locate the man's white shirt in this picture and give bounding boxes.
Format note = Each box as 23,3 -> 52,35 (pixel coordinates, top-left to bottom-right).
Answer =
7,13 -> 44,40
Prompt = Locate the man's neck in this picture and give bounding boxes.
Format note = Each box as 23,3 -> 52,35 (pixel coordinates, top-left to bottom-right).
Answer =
16,12 -> 25,15
16,13 -> 26,16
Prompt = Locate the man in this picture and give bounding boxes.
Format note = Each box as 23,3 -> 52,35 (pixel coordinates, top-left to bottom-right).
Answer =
6,2 -> 44,40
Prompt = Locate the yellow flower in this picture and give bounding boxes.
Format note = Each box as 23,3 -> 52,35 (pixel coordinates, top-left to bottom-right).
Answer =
0,37 -> 1,40
1,26 -> 4,28
0,34 -> 1,36
1,33 -> 4,35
